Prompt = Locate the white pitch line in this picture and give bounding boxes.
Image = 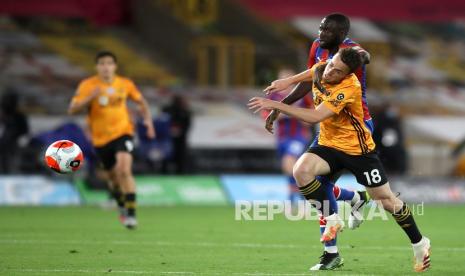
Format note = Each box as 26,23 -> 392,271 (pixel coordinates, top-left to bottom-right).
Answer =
0,238 -> 463,252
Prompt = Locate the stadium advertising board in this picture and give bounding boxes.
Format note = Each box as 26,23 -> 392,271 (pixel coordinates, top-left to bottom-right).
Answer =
221,175 -> 289,202
0,176 -> 80,205
78,176 -> 228,206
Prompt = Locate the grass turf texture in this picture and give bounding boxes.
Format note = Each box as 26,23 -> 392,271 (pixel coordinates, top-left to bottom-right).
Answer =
0,205 -> 463,275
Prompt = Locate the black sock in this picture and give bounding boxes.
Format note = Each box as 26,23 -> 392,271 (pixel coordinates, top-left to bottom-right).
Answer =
392,203 -> 422,244
298,179 -> 330,216
111,190 -> 125,209
125,193 -> 136,218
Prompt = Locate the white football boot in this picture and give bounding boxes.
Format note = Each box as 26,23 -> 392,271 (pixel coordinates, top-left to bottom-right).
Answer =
412,236 -> 431,272
320,213 -> 345,243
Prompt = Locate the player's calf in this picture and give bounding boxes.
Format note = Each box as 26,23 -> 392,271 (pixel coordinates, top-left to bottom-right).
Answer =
367,184 -> 429,272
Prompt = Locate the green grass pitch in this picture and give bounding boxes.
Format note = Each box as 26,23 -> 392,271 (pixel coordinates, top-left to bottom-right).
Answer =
0,205 -> 463,275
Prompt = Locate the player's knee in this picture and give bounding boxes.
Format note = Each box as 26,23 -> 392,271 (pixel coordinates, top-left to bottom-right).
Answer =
292,163 -> 316,186
112,164 -> 129,179
118,166 -> 132,179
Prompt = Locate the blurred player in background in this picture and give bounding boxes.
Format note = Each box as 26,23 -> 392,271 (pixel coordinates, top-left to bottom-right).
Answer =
68,51 -> 155,229
263,68 -> 314,205
265,13 -> 371,269
251,47 -> 431,273
0,90 -> 29,173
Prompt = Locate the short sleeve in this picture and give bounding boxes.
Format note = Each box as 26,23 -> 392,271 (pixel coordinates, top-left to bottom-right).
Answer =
126,79 -> 142,102
71,80 -> 92,105
322,86 -> 356,114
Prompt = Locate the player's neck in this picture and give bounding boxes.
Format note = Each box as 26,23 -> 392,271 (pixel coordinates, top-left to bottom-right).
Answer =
99,75 -> 115,84
328,46 -> 339,56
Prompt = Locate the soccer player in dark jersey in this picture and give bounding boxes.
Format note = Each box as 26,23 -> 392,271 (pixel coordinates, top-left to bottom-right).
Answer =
69,51 -> 156,229
250,47 -> 431,273
265,13 -> 371,269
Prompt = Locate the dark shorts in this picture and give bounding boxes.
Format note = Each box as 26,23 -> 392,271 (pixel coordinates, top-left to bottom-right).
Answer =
307,145 -> 388,187
95,135 -> 134,170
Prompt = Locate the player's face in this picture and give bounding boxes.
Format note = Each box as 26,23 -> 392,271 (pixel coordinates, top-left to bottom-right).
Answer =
318,19 -> 343,49
96,56 -> 117,80
322,54 -> 350,84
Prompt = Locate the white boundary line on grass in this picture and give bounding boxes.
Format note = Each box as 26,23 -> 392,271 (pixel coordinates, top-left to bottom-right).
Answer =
0,238 -> 464,252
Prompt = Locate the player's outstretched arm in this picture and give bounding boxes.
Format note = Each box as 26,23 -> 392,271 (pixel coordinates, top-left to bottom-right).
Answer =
265,81 -> 312,134
263,81 -> 312,134
249,97 -> 334,124
135,97 -> 156,139
281,81 -> 312,105
264,69 -> 313,95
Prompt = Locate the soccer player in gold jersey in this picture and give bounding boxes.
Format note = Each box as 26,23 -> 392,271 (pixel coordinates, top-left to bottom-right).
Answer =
249,48 -> 430,272
68,51 -> 155,229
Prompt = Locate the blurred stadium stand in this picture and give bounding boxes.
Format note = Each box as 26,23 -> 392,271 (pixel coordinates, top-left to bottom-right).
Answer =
0,0 -> 465,205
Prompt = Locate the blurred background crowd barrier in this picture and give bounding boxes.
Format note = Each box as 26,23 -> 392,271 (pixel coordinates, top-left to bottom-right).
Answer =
0,0 -> 464,205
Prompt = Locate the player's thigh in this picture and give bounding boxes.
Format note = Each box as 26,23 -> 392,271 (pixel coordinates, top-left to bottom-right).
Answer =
293,152 -> 331,178
114,151 -> 133,175
343,152 -> 388,188
113,135 -> 135,173
95,144 -> 116,171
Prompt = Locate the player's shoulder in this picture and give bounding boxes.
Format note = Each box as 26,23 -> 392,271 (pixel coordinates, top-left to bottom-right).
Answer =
311,38 -> 321,46
310,38 -> 322,51
340,38 -> 360,48
333,74 -> 361,92
78,75 -> 100,88
344,74 -> 362,89
116,75 -> 135,85
310,60 -> 327,71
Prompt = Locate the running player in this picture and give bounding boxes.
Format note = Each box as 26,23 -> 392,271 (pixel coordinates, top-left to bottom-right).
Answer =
265,13 -> 370,269
249,47 -> 431,273
68,51 -> 156,229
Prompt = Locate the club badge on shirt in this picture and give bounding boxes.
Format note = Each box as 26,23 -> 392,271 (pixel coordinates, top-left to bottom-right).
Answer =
98,96 -> 109,106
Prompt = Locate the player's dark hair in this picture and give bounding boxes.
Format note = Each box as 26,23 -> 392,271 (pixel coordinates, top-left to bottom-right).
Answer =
95,51 -> 117,64
325,13 -> 350,36
339,47 -> 362,73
